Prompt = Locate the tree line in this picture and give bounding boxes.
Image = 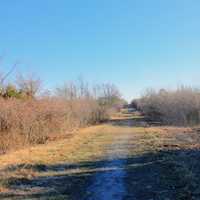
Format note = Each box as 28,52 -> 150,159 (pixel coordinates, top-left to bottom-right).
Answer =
0,69 -> 125,154
133,86 -> 200,126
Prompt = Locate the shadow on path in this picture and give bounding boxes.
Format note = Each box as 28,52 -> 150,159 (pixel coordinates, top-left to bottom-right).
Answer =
1,115 -> 200,200
1,149 -> 200,199
109,117 -> 148,128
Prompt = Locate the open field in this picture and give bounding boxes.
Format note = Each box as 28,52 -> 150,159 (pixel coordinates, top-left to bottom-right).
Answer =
0,113 -> 200,199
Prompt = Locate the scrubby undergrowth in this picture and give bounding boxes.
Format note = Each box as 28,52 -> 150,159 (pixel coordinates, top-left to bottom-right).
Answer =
136,87 -> 200,126
0,97 -> 109,154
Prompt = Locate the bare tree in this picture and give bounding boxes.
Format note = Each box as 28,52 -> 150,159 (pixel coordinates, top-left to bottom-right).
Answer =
97,83 -> 122,107
56,78 -> 93,101
76,77 -> 90,99
16,74 -> 42,98
0,62 -> 18,85
137,86 -> 200,125
0,61 -> 19,97
56,81 -> 78,101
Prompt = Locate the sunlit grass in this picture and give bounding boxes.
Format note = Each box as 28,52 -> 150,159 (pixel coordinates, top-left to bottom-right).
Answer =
0,113 -> 200,199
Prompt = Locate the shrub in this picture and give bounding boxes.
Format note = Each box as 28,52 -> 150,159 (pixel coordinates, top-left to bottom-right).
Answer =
0,97 -> 109,154
137,87 -> 200,126
0,75 -> 123,154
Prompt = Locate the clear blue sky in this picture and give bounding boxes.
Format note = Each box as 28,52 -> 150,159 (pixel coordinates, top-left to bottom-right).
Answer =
0,0 -> 200,101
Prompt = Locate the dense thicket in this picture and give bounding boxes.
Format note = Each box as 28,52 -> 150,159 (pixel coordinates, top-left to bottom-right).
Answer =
136,87 -> 200,126
0,74 -> 123,154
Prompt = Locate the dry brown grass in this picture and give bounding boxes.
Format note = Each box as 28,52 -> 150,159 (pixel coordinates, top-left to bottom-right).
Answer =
1,113 -> 200,199
0,124 -> 110,193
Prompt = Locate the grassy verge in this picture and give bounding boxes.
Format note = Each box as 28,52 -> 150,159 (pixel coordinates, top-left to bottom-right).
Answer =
1,114 -> 200,199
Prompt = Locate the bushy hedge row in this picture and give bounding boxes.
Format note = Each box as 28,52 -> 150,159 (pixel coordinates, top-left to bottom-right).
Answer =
0,97 -> 109,154
137,87 -> 200,126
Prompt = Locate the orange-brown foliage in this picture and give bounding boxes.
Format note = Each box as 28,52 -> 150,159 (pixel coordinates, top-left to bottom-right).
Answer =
0,97 -> 109,154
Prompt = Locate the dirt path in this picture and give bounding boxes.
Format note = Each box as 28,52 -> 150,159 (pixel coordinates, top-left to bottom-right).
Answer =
87,126 -> 133,200
1,114 -> 200,199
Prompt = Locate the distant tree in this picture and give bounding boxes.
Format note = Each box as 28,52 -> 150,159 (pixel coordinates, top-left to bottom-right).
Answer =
56,82 -> 78,101
76,77 -> 90,99
97,83 -> 122,107
16,74 -> 42,99
3,84 -> 21,98
137,86 -> 200,125
0,62 -> 18,86
0,61 -> 18,96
